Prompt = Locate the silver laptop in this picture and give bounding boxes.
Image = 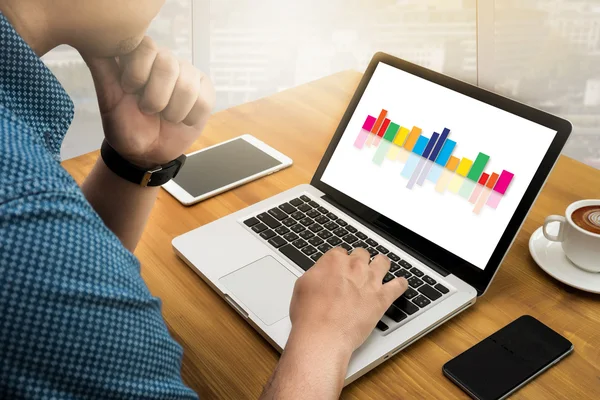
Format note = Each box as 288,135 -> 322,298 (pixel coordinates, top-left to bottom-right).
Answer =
172,52 -> 571,385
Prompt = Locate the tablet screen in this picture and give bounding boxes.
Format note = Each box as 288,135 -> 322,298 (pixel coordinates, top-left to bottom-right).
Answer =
174,138 -> 282,198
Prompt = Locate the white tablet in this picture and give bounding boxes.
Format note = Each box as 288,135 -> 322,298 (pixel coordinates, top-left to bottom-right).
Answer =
163,134 -> 293,206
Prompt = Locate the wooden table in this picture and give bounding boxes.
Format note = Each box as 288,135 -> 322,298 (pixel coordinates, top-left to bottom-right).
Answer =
63,71 -> 600,399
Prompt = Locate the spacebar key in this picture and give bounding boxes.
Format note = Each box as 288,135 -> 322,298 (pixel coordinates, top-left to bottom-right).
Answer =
279,244 -> 314,271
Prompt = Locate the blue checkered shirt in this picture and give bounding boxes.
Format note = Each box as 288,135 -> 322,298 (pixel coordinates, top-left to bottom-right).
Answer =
0,12 -> 197,399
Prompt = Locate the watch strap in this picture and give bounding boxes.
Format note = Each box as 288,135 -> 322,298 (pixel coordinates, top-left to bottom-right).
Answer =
100,140 -> 186,187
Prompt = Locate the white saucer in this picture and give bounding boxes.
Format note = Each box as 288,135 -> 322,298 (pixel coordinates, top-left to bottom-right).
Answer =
529,225 -> 600,294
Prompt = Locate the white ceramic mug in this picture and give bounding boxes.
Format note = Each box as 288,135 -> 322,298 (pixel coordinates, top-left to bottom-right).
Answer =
543,199 -> 600,273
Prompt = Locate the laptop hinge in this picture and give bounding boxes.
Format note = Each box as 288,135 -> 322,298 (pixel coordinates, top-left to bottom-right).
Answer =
321,195 -> 450,277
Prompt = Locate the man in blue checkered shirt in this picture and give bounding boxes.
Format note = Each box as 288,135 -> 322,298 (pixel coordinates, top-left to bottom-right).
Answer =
0,1 -> 409,398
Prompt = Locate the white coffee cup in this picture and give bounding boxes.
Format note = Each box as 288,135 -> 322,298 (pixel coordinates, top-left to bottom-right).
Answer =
543,199 -> 600,273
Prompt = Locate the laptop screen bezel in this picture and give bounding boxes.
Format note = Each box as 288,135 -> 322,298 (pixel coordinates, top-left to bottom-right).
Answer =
310,52 -> 572,295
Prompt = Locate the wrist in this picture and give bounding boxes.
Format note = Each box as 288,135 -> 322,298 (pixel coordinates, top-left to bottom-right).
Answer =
287,325 -> 354,366
100,140 -> 187,187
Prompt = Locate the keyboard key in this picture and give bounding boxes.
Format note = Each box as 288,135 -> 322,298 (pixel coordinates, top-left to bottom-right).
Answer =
252,223 -> 268,233
318,230 -> 333,239
385,305 -> 408,323
310,253 -> 323,262
326,212 -> 338,220
300,230 -> 315,240
394,269 -> 412,279
307,209 -> 320,219
244,217 -> 259,227
300,217 -> 313,227
346,225 -> 358,233
393,297 -> 419,315
423,275 -> 437,286
399,260 -> 412,269
353,241 -> 368,249
333,228 -> 349,237
408,276 -> 424,288
292,239 -> 308,249
388,253 -> 400,262
435,283 -> 449,294
308,237 -> 324,246
402,287 -> 418,299
383,272 -> 395,283
279,203 -> 296,214
344,234 -> 359,244
289,198 -> 304,207
258,213 -> 282,229
309,224 -> 324,233
356,232 -> 368,240
260,230 -> 276,240
389,263 -> 400,273
302,246 -> 318,256
376,320 -> 389,332
340,243 -> 352,252
298,203 -> 312,212
413,295 -> 431,308
300,195 -> 311,202
366,238 -> 378,247
366,247 -> 379,258
376,245 -> 389,254
268,208 -> 288,221
418,285 -> 443,301
324,221 -> 339,231
410,267 -> 424,277
317,244 -> 332,253
309,201 -> 320,208
275,226 -> 290,235
337,219 -> 348,226
279,244 -> 313,271
283,232 -> 299,242
315,215 -> 330,225
291,211 -> 305,220
327,237 -> 342,246
317,206 -> 329,214
268,236 -> 287,248
291,224 -> 306,233
283,218 -> 297,227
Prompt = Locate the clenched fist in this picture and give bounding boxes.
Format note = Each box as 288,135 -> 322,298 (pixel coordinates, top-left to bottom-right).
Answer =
84,37 -> 215,168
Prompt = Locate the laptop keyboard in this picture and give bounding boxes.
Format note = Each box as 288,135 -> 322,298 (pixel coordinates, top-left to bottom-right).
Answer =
242,194 -> 453,334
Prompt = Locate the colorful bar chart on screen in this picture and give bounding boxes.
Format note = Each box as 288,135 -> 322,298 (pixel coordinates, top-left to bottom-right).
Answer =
353,109 -> 515,215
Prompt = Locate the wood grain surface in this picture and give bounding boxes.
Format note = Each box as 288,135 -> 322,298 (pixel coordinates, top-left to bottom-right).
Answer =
62,71 -> 600,399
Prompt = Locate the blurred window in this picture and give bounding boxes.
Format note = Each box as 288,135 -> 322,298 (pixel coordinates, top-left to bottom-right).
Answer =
209,0 -> 477,110
492,0 -> 600,169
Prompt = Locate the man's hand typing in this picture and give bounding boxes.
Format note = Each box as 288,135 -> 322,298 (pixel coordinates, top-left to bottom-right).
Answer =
261,248 -> 408,399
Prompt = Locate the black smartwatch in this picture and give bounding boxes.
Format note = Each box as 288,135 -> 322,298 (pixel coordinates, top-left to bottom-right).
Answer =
100,140 -> 187,187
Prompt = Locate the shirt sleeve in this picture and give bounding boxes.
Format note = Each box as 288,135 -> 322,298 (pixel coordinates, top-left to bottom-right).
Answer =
0,114 -> 198,399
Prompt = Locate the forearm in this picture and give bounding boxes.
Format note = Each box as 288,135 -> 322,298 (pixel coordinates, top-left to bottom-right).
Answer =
82,157 -> 159,252
260,329 -> 352,400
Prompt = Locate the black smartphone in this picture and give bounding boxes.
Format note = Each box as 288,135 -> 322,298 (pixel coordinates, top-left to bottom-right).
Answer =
443,315 -> 573,400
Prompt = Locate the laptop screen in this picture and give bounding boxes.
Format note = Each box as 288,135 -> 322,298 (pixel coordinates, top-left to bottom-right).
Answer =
321,63 -> 558,270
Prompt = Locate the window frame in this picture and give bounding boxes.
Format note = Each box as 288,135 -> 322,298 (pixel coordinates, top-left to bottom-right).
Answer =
192,0 -> 211,75
476,0 -> 496,89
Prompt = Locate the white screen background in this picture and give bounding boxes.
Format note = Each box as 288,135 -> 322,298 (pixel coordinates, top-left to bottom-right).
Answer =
321,63 -> 557,269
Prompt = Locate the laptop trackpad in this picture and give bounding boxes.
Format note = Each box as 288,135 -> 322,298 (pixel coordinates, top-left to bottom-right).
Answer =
219,256 -> 297,326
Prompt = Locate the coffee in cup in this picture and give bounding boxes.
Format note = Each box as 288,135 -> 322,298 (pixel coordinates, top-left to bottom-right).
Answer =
570,205 -> 600,235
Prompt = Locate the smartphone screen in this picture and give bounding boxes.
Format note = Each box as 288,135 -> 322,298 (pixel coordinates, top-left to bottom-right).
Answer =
173,138 -> 283,198
443,315 -> 573,400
